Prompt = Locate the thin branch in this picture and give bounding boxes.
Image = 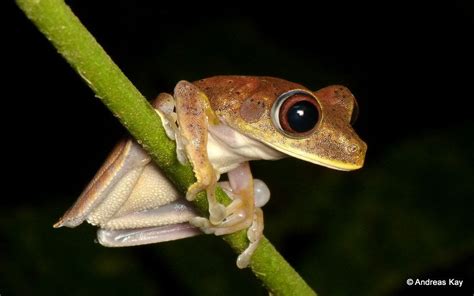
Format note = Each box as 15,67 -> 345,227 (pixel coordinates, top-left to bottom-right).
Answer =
16,0 -> 316,295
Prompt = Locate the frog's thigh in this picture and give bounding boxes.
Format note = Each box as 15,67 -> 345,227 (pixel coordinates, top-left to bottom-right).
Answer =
54,139 -> 151,228
173,81 -> 225,223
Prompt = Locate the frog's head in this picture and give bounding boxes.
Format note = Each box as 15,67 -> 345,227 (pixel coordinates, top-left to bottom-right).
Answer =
266,84 -> 366,170
205,76 -> 367,171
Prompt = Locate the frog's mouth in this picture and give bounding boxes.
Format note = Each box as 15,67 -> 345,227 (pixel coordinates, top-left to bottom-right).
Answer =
302,155 -> 364,171
264,142 -> 366,171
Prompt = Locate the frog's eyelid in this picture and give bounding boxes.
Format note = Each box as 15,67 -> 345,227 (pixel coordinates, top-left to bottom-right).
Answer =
350,98 -> 359,125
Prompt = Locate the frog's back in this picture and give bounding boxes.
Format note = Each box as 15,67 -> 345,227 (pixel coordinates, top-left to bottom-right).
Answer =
192,76 -> 307,114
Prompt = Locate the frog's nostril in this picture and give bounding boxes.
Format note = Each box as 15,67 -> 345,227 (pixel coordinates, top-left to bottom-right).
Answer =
346,144 -> 358,154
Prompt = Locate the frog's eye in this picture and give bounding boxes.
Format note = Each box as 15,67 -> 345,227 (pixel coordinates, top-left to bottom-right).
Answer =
271,90 -> 320,137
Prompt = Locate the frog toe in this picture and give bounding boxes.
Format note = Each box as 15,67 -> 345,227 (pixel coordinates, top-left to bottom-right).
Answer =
189,217 -> 213,233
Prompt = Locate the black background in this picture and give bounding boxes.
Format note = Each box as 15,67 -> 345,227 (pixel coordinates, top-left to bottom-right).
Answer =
3,1 -> 473,295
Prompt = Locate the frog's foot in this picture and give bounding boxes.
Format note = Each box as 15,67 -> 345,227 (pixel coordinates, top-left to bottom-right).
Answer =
190,206 -> 263,269
191,163 -> 270,268
190,194 -> 251,235
214,179 -> 270,231
189,180 -> 264,234
186,178 -> 227,225
189,201 -> 250,235
190,180 -> 267,269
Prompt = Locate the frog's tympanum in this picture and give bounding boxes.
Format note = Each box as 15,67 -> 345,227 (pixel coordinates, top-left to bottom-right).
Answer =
55,76 -> 366,268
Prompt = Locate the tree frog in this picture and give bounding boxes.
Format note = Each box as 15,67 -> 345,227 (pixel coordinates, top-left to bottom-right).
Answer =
54,76 -> 366,268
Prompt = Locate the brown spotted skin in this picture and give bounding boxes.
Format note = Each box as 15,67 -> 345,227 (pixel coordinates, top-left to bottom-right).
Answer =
192,76 -> 366,171
174,81 -> 217,200
193,76 -> 305,119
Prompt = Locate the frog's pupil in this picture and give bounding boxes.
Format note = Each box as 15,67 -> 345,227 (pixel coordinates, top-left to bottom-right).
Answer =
286,101 -> 318,133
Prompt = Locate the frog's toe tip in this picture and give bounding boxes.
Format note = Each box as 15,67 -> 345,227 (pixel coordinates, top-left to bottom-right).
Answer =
190,217 -> 213,233
236,253 -> 251,269
53,220 -> 63,228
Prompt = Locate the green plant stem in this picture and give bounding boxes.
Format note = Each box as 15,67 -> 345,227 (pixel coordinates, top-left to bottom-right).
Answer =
16,0 -> 316,295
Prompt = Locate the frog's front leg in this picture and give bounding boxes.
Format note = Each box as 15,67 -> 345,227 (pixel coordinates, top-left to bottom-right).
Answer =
173,81 -> 265,267
174,81 -> 225,224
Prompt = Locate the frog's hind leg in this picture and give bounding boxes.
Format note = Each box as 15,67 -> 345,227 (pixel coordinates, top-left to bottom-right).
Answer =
54,139 -> 152,228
